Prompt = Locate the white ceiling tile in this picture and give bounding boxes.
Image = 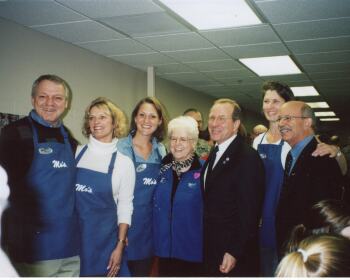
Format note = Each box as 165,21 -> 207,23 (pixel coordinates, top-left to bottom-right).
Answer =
136,33 -> 213,51
186,59 -> 243,71
309,71 -> 350,80
200,25 -> 280,47
56,0 -> 163,19
262,73 -> 310,83
255,0 -> 350,24
222,42 -> 289,58
163,48 -> 230,62
181,80 -> 223,87
286,36 -> 350,54
109,52 -> 175,66
33,20 -> 125,43
0,0 -> 86,26
274,18 -> 350,41
203,69 -> 254,79
219,76 -> 262,86
232,84 -> 261,94
100,12 -> 189,37
302,62 -> 350,73
295,50 -> 350,64
160,72 -> 209,82
155,63 -> 195,74
76,38 -> 152,56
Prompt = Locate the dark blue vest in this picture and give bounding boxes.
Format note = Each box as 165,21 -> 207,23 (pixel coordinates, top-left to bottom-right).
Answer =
153,162 -> 203,262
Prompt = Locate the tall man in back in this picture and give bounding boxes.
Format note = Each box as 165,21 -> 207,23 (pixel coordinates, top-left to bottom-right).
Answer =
0,74 -> 80,276
276,101 -> 343,255
202,98 -> 265,276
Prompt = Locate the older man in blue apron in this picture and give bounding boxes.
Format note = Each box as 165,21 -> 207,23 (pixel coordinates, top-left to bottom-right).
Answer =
0,74 -> 80,277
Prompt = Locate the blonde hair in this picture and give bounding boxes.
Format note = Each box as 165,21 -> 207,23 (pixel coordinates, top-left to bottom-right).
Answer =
276,234 -> 350,277
82,97 -> 128,138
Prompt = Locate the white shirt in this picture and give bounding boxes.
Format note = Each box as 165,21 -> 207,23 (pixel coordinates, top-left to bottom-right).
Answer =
253,132 -> 291,169
204,134 -> 237,186
213,134 -> 237,168
76,135 -> 135,225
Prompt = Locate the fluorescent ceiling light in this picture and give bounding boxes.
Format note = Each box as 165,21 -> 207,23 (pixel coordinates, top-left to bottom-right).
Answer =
239,56 -> 302,76
291,86 -> 319,97
306,102 -> 329,109
315,111 -> 336,117
320,118 -> 340,122
158,0 -> 262,30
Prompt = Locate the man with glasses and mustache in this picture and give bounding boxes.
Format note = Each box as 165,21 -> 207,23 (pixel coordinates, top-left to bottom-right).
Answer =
275,101 -> 343,258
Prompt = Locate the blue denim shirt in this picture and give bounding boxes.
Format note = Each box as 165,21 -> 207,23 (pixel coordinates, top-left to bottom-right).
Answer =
117,134 -> 166,163
290,135 -> 314,171
30,109 -> 63,128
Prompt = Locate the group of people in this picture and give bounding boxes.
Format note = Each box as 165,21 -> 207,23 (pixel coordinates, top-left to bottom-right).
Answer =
0,74 -> 348,277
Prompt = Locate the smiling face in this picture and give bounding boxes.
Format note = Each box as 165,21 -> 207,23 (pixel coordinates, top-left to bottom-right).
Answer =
169,127 -> 195,162
278,101 -> 312,147
31,79 -> 68,126
208,103 -> 240,145
263,89 -> 286,122
88,105 -> 115,143
134,103 -> 162,138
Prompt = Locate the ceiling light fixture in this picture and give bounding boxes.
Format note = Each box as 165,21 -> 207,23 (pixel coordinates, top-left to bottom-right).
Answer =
239,56 -> 302,76
315,111 -> 336,117
291,86 -> 319,97
319,118 -> 340,121
158,0 -> 262,30
306,102 -> 329,109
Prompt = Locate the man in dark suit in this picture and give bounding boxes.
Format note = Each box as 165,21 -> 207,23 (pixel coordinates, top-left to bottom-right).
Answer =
202,98 -> 265,276
276,101 -> 343,256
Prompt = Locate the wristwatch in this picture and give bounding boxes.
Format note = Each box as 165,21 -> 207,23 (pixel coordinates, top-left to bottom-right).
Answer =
118,239 -> 127,245
336,149 -> 342,157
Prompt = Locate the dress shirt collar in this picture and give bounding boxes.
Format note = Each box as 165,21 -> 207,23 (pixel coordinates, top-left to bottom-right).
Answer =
290,135 -> 314,169
30,109 -> 62,128
216,133 -> 237,155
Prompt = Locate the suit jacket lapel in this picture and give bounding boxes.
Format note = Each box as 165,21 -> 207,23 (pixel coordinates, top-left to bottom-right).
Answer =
205,135 -> 241,192
201,145 -> 215,192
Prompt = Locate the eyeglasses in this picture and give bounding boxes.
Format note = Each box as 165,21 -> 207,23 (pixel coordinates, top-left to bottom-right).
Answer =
170,137 -> 192,144
277,115 -> 308,122
208,115 -> 231,124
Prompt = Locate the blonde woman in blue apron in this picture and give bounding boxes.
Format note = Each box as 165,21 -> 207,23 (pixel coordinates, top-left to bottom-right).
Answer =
253,81 -> 344,276
75,97 -> 135,277
117,97 -> 167,276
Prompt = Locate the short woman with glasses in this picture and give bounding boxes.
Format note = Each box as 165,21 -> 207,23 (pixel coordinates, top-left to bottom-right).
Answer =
153,116 -> 203,277
253,81 -> 343,276
117,97 -> 167,276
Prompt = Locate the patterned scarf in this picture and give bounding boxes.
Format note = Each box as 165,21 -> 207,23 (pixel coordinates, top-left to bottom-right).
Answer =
160,153 -> 195,177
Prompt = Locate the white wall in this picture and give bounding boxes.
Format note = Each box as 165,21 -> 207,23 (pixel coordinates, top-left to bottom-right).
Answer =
0,17 -> 263,142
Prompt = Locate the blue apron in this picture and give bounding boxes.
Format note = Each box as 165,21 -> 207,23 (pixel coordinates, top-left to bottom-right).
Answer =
126,148 -> 161,260
7,118 -> 79,262
258,134 -> 284,248
75,146 -> 129,276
